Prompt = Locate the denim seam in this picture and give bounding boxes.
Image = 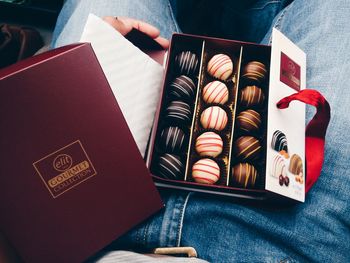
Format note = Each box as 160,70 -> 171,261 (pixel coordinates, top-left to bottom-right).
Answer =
167,1 -> 180,33
143,219 -> 151,247
268,3 -> 292,44
176,192 -> 192,247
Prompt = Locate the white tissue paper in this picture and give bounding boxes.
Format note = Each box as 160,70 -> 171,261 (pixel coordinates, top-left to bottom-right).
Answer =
80,14 -> 164,157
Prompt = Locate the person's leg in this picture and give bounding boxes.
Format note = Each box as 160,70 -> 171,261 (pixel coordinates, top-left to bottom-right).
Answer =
51,0 -> 180,48
116,1 -> 350,262
174,0 -> 292,43
178,1 -> 350,262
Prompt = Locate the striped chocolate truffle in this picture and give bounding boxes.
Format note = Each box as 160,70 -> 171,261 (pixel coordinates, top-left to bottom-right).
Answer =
166,101 -> 191,124
200,106 -> 228,131
192,158 -> 220,184
195,132 -> 223,158
202,81 -> 229,104
271,154 -> 287,178
207,54 -> 233,81
169,75 -> 196,101
236,109 -> 262,133
242,61 -> 267,83
289,154 -> 303,175
175,51 -> 199,76
160,126 -> 185,153
234,136 -> 261,161
271,130 -> 288,155
232,163 -> 258,188
158,154 -> 184,180
240,85 -> 265,108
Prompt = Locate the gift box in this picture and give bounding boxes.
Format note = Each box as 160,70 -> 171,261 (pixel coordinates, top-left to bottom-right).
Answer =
0,43 -> 163,263
146,29 -> 309,203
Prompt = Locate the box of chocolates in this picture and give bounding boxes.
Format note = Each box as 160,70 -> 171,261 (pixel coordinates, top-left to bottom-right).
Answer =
146,29 -> 307,202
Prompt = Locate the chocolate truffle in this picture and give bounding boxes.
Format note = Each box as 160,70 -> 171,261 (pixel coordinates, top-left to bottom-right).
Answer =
236,109 -> 261,133
195,132 -> 223,158
242,61 -> 267,83
289,154 -> 303,175
169,75 -> 196,101
166,101 -> 191,124
234,136 -> 261,161
158,154 -> 183,180
271,130 -> 288,157
271,154 -> 287,178
175,51 -> 199,75
240,85 -> 265,108
200,106 -> 228,131
207,54 -> 233,81
202,81 -> 229,104
232,163 -> 258,188
192,158 -> 220,184
160,126 -> 185,153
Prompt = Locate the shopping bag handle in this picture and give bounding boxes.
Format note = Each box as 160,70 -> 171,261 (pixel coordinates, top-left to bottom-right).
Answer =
277,89 -> 331,193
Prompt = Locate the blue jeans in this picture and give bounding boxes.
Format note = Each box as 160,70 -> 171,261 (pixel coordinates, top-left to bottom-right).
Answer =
52,1 -> 350,262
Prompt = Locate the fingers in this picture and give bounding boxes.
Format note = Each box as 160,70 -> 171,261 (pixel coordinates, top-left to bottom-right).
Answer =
103,16 -> 132,36
118,17 -> 161,39
154,36 -> 170,49
103,16 -> 169,49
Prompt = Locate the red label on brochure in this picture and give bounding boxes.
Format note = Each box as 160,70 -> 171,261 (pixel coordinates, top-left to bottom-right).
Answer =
280,52 -> 301,91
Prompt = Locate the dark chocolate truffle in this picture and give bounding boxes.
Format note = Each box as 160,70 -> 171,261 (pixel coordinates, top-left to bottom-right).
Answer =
169,75 -> 196,101
160,126 -> 186,153
175,51 -> 199,75
236,109 -> 262,133
166,101 -> 191,124
240,85 -> 265,108
158,154 -> 183,180
271,130 -> 288,156
289,154 -> 303,175
242,61 -> 267,83
234,136 -> 261,161
232,163 -> 258,188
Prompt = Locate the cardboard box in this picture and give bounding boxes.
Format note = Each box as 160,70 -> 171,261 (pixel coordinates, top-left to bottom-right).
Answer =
146,29 -> 306,202
0,43 -> 163,263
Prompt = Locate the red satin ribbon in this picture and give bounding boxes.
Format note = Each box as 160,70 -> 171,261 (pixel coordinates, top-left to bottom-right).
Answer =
276,89 -> 331,193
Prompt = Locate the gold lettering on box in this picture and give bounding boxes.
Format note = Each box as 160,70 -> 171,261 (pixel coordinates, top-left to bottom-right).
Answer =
33,140 -> 97,198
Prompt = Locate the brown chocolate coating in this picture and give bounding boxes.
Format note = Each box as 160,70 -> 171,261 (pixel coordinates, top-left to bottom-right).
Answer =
289,154 -> 303,175
242,61 -> 267,83
232,163 -> 258,188
240,85 -> 265,108
236,109 -> 262,133
234,136 -> 262,161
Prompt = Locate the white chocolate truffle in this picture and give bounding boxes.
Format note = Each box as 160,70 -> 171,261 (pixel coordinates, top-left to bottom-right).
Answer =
271,154 -> 287,178
207,54 -> 233,81
200,106 -> 228,131
192,158 -> 220,184
195,132 -> 223,157
202,81 -> 229,104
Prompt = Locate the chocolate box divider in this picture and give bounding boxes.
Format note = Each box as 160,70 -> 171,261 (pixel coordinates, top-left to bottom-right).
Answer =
226,45 -> 244,186
184,40 -> 206,181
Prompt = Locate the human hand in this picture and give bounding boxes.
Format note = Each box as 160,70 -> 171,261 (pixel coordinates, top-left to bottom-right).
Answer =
103,16 -> 169,49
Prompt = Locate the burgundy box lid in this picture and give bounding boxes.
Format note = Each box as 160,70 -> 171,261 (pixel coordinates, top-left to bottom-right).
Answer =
0,43 -> 163,263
